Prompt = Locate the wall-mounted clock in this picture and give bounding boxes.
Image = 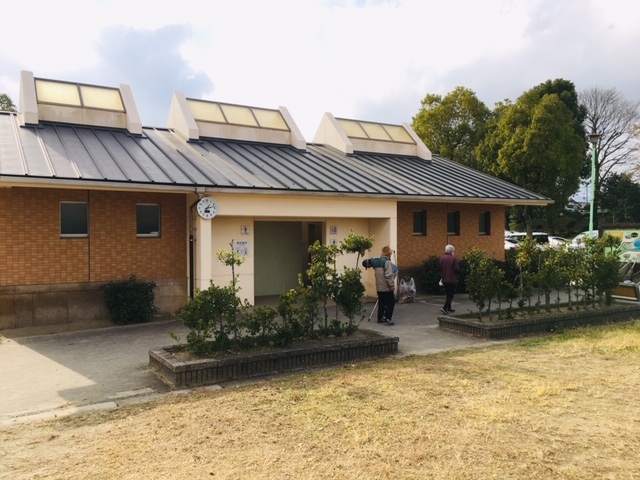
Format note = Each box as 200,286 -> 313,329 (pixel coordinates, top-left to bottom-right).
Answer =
196,197 -> 218,219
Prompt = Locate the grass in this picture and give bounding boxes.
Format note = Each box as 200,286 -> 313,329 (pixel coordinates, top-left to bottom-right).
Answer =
2,322 -> 640,479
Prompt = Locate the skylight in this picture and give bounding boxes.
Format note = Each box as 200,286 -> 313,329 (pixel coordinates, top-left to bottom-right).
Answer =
34,78 -> 125,112
337,118 -> 415,144
187,99 -> 289,131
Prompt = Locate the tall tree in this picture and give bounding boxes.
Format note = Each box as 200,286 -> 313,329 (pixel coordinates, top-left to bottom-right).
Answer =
476,79 -> 586,234
0,93 -> 16,112
411,86 -> 491,169
580,88 -> 640,225
600,173 -> 640,223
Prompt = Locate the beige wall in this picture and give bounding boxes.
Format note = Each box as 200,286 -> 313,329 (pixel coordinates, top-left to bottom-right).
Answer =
192,193 -> 398,302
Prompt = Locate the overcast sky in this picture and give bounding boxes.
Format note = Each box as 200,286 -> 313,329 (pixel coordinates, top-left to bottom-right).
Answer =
1,0 -> 638,141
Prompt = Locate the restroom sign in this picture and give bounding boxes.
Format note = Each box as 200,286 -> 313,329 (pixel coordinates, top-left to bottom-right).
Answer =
233,240 -> 249,256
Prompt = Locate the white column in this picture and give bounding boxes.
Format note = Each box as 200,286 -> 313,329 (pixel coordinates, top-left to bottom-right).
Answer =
195,216 -> 213,292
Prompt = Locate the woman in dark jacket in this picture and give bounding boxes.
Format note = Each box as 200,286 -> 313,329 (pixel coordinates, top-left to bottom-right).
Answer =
440,244 -> 459,314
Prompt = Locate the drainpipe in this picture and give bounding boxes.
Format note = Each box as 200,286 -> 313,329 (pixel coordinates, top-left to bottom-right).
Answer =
188,198 -> 199,298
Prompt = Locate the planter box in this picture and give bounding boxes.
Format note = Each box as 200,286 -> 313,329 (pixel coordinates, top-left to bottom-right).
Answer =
438,303 -> 640,340
149,330 -> 399,388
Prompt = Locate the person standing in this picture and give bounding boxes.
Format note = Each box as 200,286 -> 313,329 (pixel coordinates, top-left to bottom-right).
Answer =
374,245 -> 398,325
440,244 -> 460,314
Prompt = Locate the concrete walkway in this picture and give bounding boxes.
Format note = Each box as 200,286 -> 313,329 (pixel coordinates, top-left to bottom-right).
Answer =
0,294 -> 506,425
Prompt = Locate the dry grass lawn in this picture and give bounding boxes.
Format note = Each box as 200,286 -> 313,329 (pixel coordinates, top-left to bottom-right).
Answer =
2,322 -> 640,479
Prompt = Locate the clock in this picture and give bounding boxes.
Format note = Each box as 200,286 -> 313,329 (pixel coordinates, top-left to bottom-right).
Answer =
196,197 -> 218,219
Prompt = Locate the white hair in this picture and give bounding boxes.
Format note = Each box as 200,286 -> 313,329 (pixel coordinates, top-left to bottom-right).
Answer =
445,244 -> 455,253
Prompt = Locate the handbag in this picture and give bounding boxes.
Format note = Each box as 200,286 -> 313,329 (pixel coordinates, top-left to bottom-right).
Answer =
439,278 -> 444,286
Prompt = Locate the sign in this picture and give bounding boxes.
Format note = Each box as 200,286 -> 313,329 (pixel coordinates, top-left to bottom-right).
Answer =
233,240 -> 249,256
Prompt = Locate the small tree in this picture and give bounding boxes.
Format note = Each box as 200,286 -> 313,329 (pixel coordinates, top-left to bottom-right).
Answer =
307,241 -> 340,329
464,249 -> 495,320
216,243 -> 249,342
341,230 -> 375,268
335,267 -> 365,329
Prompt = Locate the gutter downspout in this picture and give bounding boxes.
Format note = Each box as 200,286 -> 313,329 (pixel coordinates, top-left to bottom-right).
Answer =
188,198 -> 199,298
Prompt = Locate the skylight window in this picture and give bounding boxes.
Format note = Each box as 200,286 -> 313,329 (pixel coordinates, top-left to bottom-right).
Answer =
188,101 -> 225,123
187,99 -> 290,131
222,104 -> 258,127
35,78 -> 125,112
252,108 -> 288,130
337,119 -> 368,138
337,118 -> 415,144
360,121 -> 392,141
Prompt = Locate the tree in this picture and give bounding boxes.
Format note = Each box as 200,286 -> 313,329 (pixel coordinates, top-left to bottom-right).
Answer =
600,173 -> 640,223
0,93 -> 16,112
476,79 -> 586,234
579,87 -> 640,229
411,86 -> 491,169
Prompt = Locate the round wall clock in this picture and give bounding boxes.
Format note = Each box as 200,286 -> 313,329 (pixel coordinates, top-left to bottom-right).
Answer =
196,197 -> 218,219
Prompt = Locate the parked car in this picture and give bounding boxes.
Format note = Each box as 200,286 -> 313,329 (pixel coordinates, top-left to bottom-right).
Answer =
505,238 -> 518,250
564,202 -> 585,214
571,230 -> 599,248
505,232 -> 550,246
548,236 -> 569,247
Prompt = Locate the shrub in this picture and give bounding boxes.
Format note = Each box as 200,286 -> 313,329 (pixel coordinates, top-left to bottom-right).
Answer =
420,255 -> 443,294
421,255 -> 469,294
462,235 -> 623,320
176,233 -> 371,357
101,275 -> 157,325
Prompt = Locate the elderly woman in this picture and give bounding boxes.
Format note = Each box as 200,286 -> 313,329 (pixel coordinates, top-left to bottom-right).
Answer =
440,244 -> 460,314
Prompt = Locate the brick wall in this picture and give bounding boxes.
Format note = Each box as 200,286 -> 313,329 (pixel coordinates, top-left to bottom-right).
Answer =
397,201 -> 505,268
0,187 -> 188,329
0,187 -> 186,285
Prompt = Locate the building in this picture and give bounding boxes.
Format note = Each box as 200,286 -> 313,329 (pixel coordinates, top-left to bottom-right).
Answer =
0,71 -> 550,331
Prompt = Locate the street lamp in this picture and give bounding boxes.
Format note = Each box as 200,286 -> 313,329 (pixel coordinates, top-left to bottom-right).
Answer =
588,130 -> 601,239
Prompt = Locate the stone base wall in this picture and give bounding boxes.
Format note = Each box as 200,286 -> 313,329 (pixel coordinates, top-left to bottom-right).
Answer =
438,303 -> 640,339
149,331 -> 399,388
0,278 -> 187,331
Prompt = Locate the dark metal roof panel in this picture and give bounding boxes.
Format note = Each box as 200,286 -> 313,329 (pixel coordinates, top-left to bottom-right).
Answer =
0,113 -> 549,203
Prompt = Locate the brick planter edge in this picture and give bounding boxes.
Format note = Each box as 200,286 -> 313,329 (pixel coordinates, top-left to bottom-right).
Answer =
149,329 -> 399,388
438,303 -> 640,340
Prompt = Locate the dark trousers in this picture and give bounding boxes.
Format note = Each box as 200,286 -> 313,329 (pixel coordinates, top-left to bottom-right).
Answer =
377,291 -> 395,321
443,283 -> 455,311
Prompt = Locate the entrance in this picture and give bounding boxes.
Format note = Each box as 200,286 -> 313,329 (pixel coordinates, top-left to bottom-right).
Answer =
254,221 -> 323,297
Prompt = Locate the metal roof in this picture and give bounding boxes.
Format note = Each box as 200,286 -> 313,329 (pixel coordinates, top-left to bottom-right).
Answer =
0,112 -> 549,204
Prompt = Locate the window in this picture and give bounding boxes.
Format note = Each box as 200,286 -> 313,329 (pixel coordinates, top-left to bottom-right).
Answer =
137,204 -> 160,237
479,212 -> 491,235
61,202 -> 88,237
413,210 -> 427,235
447,211 -> 460,236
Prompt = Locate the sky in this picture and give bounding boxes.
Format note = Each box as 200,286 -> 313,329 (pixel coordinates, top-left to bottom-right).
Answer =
1,0 -> 639,142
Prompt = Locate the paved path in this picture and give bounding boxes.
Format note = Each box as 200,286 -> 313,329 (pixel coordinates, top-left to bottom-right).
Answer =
0,294 -> 506,425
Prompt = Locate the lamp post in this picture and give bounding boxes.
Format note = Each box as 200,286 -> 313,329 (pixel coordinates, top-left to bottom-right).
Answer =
588,130 -> 601,239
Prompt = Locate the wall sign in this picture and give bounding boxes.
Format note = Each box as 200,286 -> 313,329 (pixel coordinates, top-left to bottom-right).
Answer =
233,239 -> 249,256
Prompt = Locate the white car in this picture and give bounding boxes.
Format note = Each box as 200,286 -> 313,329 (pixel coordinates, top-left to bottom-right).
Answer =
505,232 -> 550,246
548,236 -> 569,247
505,238 -> 519,250
571,230 -> 599,248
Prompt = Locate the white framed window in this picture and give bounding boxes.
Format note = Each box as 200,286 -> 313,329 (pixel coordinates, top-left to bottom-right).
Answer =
137,204 -> 160,237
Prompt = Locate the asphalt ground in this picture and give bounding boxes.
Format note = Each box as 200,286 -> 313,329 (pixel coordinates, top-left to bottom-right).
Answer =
0,294 -> 508,425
